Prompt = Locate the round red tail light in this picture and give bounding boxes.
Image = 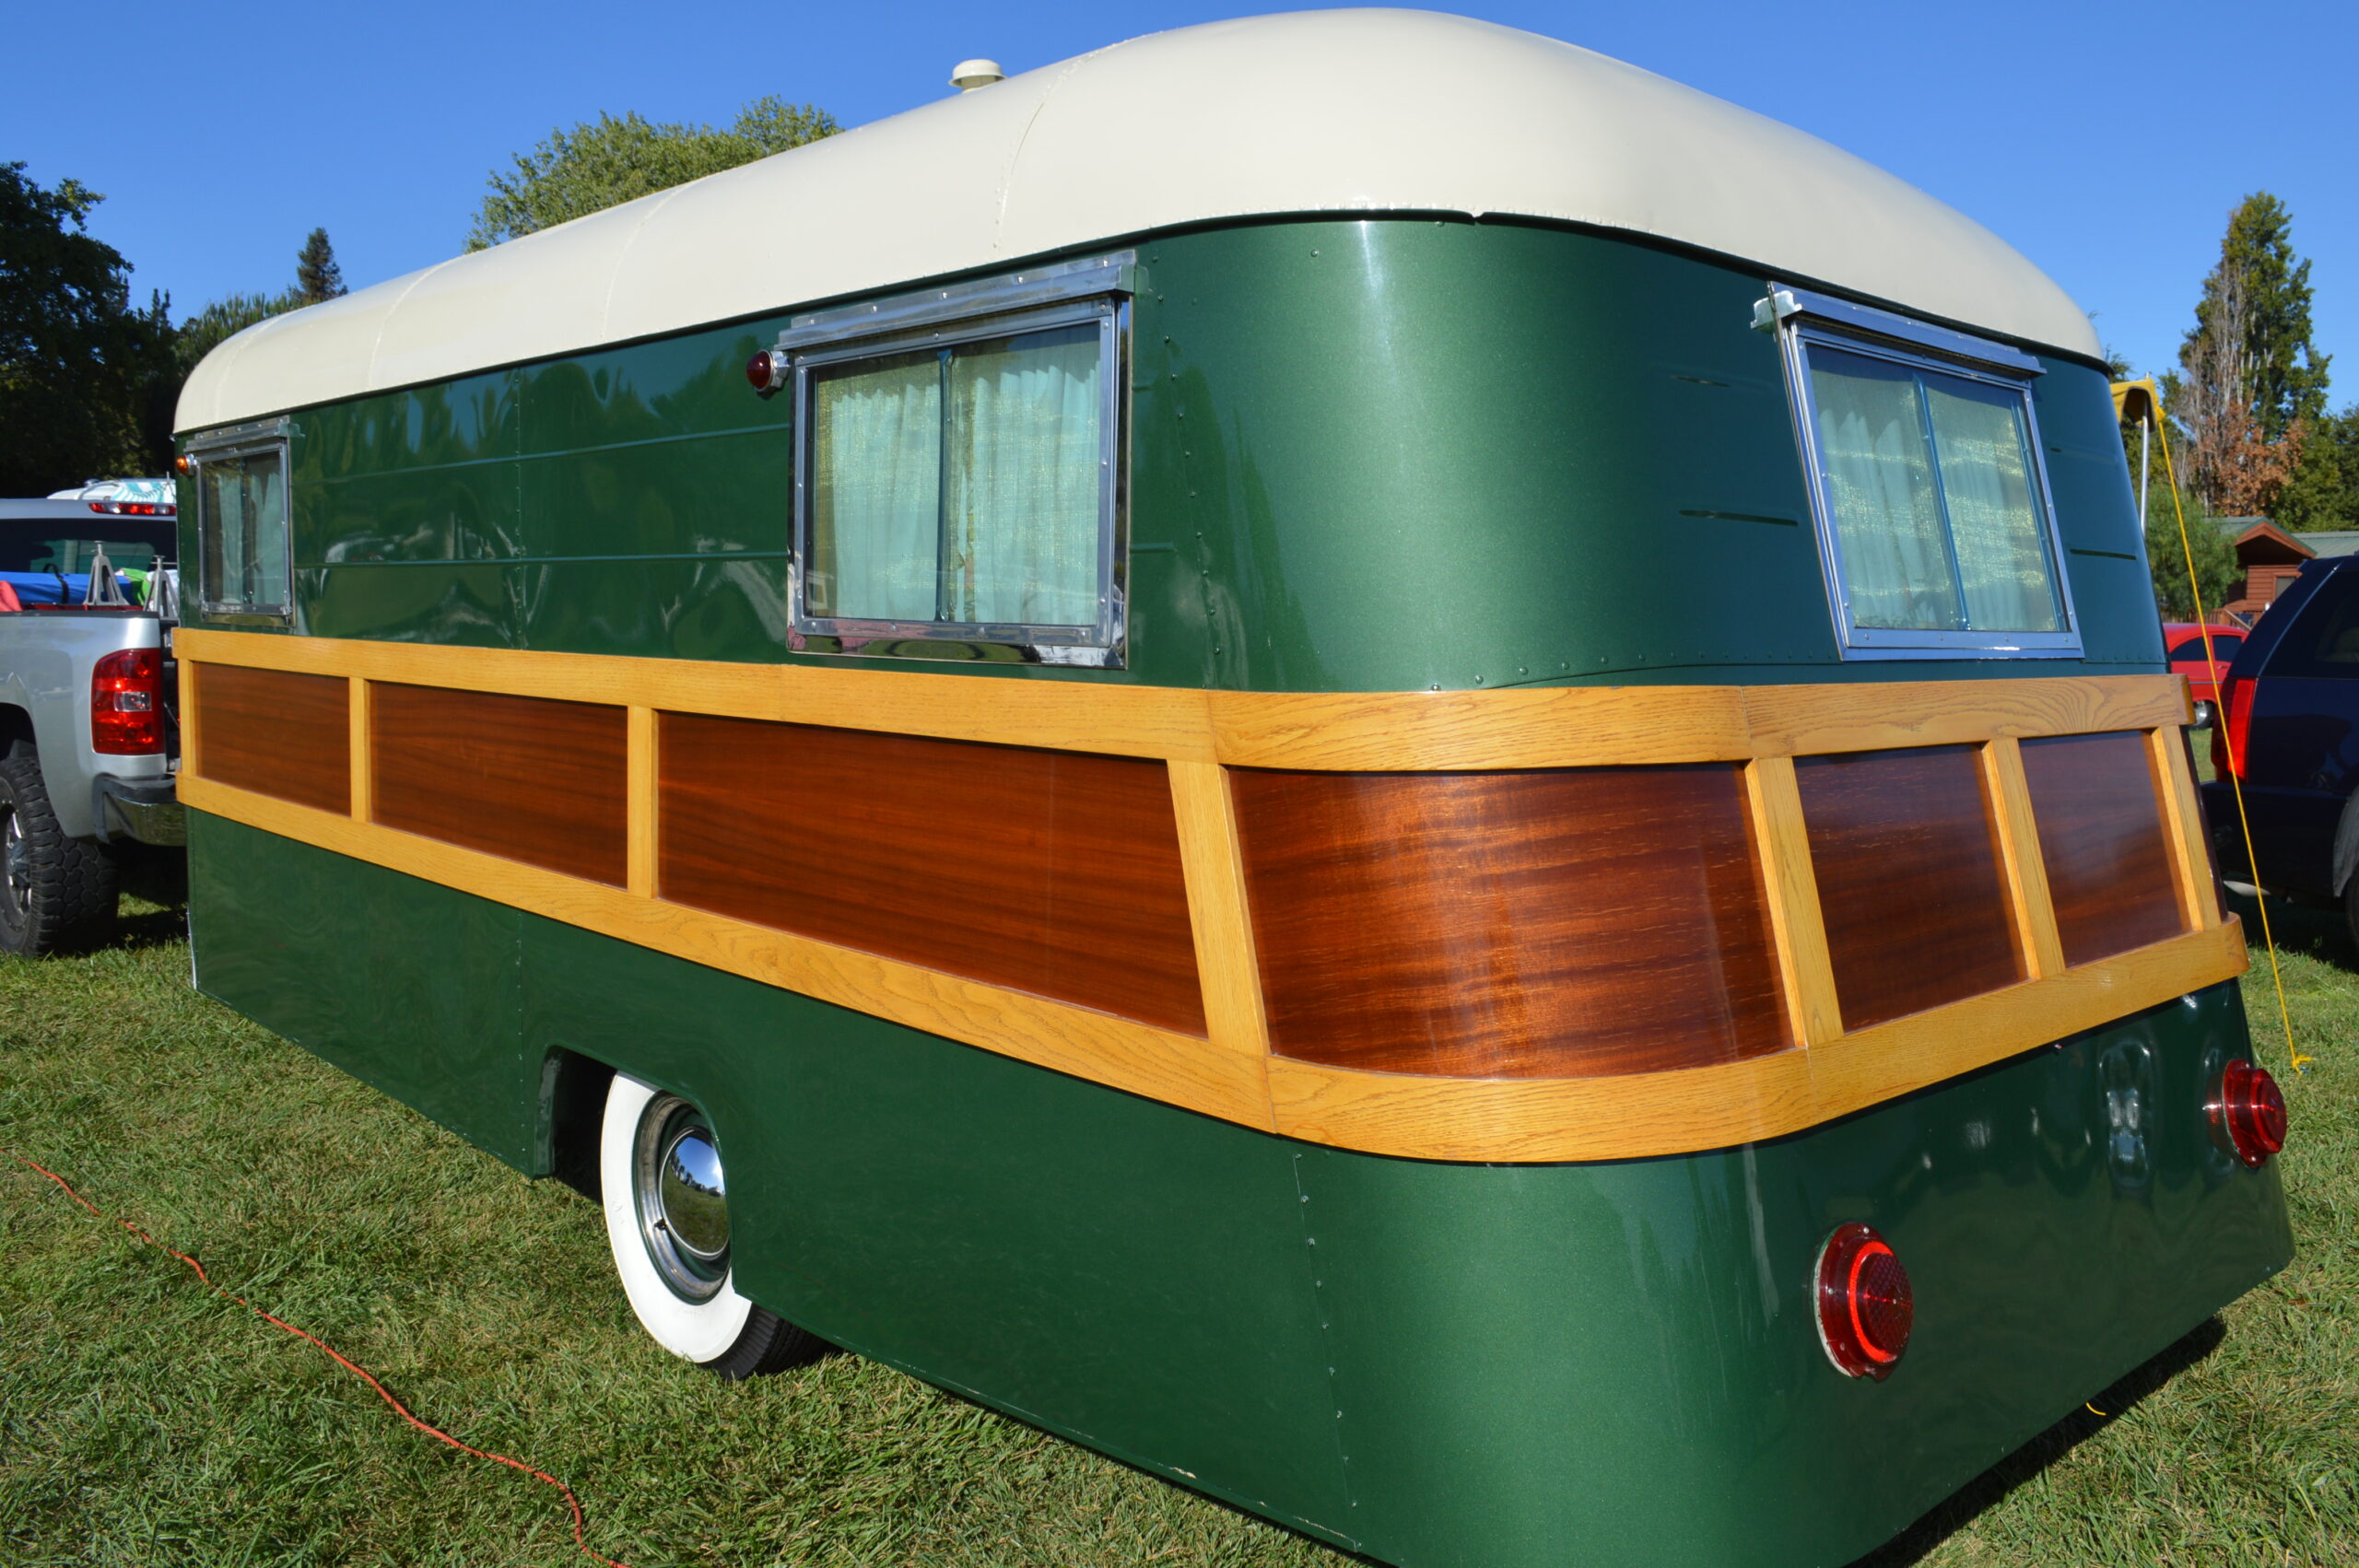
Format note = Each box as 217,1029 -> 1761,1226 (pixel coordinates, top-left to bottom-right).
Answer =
2209,1059 -> 2287,1168
1814,1223 -> 1913,1380
745,350 -> 785,392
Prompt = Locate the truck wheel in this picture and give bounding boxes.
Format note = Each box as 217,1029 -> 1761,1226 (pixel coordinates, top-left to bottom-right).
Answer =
598,1071 -> 822,1379
0,751 -> 119,956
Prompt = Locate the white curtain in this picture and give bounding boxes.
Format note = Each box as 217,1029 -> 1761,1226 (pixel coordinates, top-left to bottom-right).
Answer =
810,354 -> 941,620
1925,379 -> 2061,632
1810,346 -> 1959,631
205,451 -> 287,610
946,323 -> 1102,626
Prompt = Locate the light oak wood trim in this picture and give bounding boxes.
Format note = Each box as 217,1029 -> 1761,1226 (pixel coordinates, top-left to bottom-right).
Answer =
177,657 -> 200,778
346,677 -> 373,825
627,706 -> 658,899
1802,918 -> 2248,1116
182,630 -> 2188,773
1266,1048 -> 1820,1164
1207,685 -> 1754,769
1743,756 -> 1842,1047
2148,725 -> 2221,930
178,629 -> 1219,764
181,772 -> 1270,1131
1741,675 -> 2187,760
1166,764 -> 1275,1127
1981,737 -> 2067,977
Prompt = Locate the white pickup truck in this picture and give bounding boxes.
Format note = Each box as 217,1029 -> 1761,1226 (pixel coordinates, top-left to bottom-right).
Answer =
0,494 -> 183,954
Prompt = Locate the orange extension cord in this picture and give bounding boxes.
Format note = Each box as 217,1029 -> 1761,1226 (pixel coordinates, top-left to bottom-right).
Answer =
5,1148 -> 633,1568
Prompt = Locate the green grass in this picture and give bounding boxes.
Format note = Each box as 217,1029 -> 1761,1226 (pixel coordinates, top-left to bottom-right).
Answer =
2,858 -> 2353,1567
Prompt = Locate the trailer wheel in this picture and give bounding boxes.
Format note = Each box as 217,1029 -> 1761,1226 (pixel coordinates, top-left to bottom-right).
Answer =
598,1071 -> 821,1379
0,749 -> 119,956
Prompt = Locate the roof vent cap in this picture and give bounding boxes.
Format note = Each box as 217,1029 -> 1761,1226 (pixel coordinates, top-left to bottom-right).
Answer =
949,59 -> 1003,91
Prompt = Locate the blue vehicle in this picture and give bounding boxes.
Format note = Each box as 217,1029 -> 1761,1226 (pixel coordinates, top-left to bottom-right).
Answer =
2207,553 -> 2359,944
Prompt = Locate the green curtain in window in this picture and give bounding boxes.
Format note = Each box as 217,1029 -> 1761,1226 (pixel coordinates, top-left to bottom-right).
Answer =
1924,380 -> 2061,633
1810,347 -> 1959,631
947,323 -> 1102,626
811,353 -> 941,621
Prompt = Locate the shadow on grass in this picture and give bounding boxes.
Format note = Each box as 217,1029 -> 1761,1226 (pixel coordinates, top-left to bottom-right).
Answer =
1847,1316 -> 2228,1568
111,841 -> 188,949
2224,887 -> 2356,976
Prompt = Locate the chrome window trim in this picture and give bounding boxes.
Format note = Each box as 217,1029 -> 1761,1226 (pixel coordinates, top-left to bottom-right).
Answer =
186,416 -> 295,624
783,262 -> 1132,669
1765,287 -> 2081,661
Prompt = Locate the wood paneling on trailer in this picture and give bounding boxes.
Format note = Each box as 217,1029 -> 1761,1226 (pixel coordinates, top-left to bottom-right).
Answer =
189,662 -> 351,815
371,684 -> 628,886
660,717 -> 1207,1036
2020,730 -> 2189,966
1233,764 -> 1787,1076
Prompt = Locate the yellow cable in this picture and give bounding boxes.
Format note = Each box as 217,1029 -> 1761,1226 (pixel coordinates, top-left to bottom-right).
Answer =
2155,419 -> 2306,1072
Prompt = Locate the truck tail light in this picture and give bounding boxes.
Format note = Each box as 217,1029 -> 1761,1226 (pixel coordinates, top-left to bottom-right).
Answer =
91,648 -> 164,755
2213,675 -> 2253,778
1814,1223 -> 1913,1379
2208,1059 -> 2287,1168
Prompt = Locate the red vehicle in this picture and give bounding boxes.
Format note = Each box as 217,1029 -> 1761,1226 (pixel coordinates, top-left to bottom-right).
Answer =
2165,620 -> 2245,726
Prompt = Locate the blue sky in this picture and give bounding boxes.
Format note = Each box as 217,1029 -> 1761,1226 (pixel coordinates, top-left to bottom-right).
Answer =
10,1 -> 2353,398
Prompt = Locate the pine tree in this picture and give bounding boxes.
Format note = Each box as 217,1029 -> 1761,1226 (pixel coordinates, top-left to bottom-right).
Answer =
295,227 -> 345,305
2178,193 -> 2330,441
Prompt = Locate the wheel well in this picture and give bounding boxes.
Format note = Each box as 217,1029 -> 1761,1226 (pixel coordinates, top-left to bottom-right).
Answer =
542,1048 -> 616,1203
0,706 -> 33,759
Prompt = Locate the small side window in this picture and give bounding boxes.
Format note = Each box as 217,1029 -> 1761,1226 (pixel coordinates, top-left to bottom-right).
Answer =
1765,287 -> 2079,660
2269,571 -> 2359,680
780,255 -> 1129,667
191,424 -> 292,622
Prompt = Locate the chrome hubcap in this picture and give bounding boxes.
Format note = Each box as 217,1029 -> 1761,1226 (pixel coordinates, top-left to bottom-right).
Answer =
2,807 -> 27,916
632,1094 -> 731,1302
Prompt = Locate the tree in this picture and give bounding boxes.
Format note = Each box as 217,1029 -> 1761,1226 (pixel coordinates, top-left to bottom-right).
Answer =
2171,263 -> 2306,517
2275,404 -> 2359,532
295,227 -> 345,305
2142,485 -> 2240,620
2179,193 -> 2329,442
0,162 -> 176,493
467,95 -> 839,250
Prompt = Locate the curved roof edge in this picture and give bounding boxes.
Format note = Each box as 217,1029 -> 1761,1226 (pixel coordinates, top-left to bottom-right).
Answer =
177,8 -> 2099,433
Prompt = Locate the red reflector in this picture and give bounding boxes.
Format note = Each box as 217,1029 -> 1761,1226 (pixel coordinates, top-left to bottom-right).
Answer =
91,647 -> 165,755
2209,1059 -> 2287,1168
745,350 -> 784,392
2216,675 -> 2254,778
1815,1223 -> 1913,1380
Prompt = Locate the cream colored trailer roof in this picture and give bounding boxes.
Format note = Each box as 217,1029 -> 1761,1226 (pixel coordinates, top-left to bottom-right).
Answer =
176,8 -> 2101,433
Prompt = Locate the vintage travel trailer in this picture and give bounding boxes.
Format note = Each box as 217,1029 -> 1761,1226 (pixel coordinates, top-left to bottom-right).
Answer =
173,12 -> 2292,1566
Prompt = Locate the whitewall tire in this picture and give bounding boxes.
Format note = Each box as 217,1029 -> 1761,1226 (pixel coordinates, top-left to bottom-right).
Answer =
598,1071 -> 820,1377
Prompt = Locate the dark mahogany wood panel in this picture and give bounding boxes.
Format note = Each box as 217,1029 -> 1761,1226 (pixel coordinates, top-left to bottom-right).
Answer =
1796,745 -> 2022,1030
659,716 -> 1205,1036
371,684 -> 628,885
1231,765 -> 1788,1078
2020,731 -> 2188,966
196,662 -> 349,815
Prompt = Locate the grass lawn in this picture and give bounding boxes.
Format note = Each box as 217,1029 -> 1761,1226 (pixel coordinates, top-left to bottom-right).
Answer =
3,854 -> 2353,1567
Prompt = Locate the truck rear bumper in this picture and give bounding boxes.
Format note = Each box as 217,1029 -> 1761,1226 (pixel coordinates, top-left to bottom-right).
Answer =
94,773 -> 185,847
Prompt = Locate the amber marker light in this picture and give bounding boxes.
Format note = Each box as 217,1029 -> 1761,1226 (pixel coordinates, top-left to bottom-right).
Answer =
1814,1223 -> 1913,1380
2208,1059 -> 2287,1169
745,350 -> 786,393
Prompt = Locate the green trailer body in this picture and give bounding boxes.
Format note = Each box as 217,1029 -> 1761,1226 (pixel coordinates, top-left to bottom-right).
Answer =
169,15 -> 2292,1566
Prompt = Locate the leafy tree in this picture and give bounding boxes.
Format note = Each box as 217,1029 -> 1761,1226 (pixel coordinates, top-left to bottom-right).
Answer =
467,95 -> 839,251
0,162 -> 176,493
2274,404 -> 2359,532
2177,193 -> 2329,441
294,227 -> 345,305
2142,484 -> 2240,619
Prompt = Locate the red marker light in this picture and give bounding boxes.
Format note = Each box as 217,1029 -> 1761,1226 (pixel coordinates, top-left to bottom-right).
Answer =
745,350 -> 785,392
1814,1223 -> 1913,1380
2208,1059 -> 2287,1168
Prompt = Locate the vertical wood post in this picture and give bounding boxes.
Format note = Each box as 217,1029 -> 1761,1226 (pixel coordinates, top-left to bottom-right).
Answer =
1981,736 -> 2066,977
347,675 -> 372,823
1743,755 -> 1843,1048
627,706 -> 659,898
2147,725 -> 2222,930
178,660 -> 202,779
1167,758 -> 1275,1127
